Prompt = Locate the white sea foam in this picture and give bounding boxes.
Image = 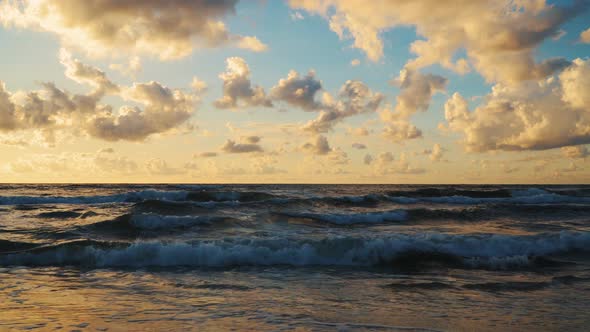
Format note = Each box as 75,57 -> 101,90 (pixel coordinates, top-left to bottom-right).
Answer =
2,231 -> 588,268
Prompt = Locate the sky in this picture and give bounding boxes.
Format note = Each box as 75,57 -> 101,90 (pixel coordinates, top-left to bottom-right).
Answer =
0,0 -> 589,184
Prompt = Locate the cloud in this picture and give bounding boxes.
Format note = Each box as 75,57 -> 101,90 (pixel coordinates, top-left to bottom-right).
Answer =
198,152 -> 218,158
348,127 -> 370,137
88,81 -> 197,141
391,68 -> 447,119
110,56 -> 142,79
221,138 -> 264,153
581,28 -> 590,43
425,143 -> 445,162
270,70 -> 323,111
443,58 -> 590,152
382,121 -> 422,143
146,158 -> 183,175
302,80 -> 384,133
6,151 -> 139,176
60,49 -> 119,95
0,52 -> 202,143
366,151 -> 426,175
290,11 -> 305,21
1,0 -> 267,60
237,36 -> 269,52
191,77 -> 208,94
289,0 -> 586,83
352,143 -> 367,149
95,151 -> 138,174
301,135 -> 332,155
251,156 -> 287,175
98,148 -> 114,154
328,148 -> 350,165
561,146 -> 589,159
244,135 -> 261,144
350,59 -> 361,66
214,57 -> 272,109
375,68 -> 445,143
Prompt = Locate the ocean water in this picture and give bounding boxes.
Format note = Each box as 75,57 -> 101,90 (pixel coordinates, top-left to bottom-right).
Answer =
1,184 -> 589,331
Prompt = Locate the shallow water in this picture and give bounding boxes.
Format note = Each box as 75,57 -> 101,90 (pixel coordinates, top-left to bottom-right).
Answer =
1,184 -> 589,331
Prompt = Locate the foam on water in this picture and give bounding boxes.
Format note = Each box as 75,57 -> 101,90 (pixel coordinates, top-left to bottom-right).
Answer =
1,231 -> 588,268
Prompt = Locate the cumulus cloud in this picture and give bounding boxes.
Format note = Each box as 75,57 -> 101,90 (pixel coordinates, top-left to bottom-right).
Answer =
6,150 -> 138,176
376,68 -> 446,143
381,121 -> 422,143
214,57 -> 272,109
579,28 -> 590,43
191,77 -> 208,94
424,143 -> 445,162
301,135 -> 332,155
221,138 -> 264,153
270,70 -> 323,111
0,52 -> 202,143
391,68 -> 447,119
290,11 -> 305,21
302,80 -> 384,133
88,81 -> 197,141
244,135 -> 261,144
198,152 -> 218,158
110,56 -> 142,79
561,146 -> 589,159
95,150 -> 138,174
0,0 -> 267,59
289,0 -> 585,83
443,58 -> 590,152
146,158 -> 183,175
348,127 -> 370,136
366,151 -> 426,175
60,49 -> 119,95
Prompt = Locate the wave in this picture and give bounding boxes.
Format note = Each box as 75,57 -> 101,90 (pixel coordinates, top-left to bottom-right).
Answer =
387,188 -> 513,198
36,210 -> 83,219
1,231 -> 588,269
0,239 -> 42,254
0,189 -> 190,205
278,209 -> 408,225
386,275 -> 590,292
186,191 -> 280,202
4,186 -> 589,208
84,213 -> 225,231
385,188 -> 590,205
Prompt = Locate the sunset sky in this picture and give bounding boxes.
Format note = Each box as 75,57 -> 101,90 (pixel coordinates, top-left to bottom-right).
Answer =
0,0 -> 589,183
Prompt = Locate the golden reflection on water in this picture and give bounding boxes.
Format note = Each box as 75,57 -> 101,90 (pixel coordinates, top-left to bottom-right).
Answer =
1,267 -> 589,331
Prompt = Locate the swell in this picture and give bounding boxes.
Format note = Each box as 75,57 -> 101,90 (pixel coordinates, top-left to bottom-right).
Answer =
274,204 -> 590,225
1,231 -> 588,269
82,213 -> 230,232
277,210 -> 408,225
2,187 -> 590,207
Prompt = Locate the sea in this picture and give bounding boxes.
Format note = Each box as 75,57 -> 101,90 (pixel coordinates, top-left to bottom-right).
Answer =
0,184 -> 589,331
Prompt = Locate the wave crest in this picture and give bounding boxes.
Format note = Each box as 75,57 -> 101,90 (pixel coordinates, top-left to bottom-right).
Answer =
1,231 -> 588,269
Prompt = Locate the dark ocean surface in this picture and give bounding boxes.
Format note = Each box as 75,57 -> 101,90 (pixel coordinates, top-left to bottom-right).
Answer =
1,184 -> 589,331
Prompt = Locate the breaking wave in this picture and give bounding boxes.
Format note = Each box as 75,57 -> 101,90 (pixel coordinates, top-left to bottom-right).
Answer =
2,187 -> 590,208
84,213 -> 226,231
0,190 -> 190,205
1,231 -> 588,269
